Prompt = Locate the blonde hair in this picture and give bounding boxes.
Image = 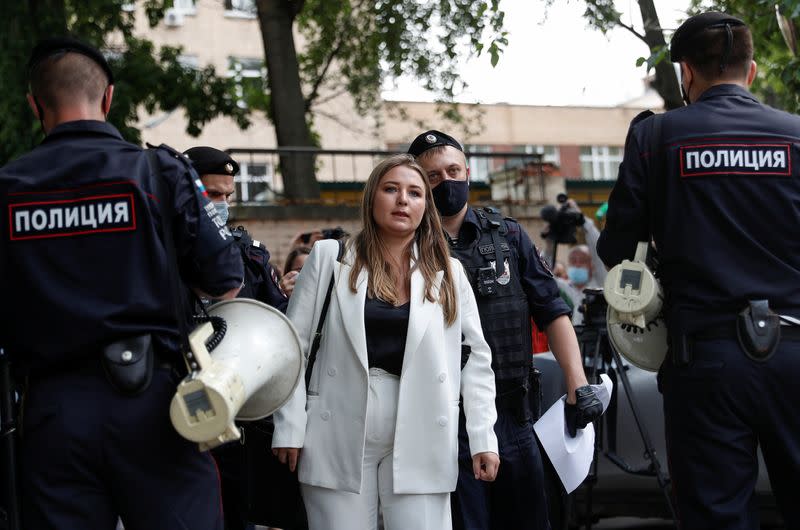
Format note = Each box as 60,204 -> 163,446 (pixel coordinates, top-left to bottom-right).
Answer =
348,154 -> 458,325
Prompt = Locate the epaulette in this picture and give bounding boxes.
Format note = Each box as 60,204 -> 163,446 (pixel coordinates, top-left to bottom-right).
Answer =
630,110 -> 655,128
230,225 -> 266,250
145,142 -> 194,172
477,206 -> 509,236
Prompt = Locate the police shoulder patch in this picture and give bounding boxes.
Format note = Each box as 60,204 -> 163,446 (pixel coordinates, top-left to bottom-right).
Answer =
536,247 -> 554,277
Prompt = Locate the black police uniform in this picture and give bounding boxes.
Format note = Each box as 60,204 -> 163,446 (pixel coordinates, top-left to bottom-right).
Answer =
231,226 -> 289,312
210,230 -> 297,530
184,146 -> 297,530
449,206 -> 570,530
0,120 -> 244,529
598,82 -> 800,528
183,146 -> 288,314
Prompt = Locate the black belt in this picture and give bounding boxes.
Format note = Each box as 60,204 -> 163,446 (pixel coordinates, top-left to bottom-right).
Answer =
693,322 -> 800,342
27,353 -> 175,384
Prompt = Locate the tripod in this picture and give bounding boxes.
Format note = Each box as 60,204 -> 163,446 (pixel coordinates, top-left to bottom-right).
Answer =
569,296 -> 676,530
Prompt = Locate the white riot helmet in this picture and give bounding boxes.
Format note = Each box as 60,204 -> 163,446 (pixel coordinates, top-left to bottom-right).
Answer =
169,299 -> 303,451
604,242 -> 668,371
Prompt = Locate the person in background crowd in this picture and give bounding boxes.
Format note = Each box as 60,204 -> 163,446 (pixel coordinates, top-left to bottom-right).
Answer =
548,200 -> 607,324
280,246 -> 312,298
272,154 -> 500,530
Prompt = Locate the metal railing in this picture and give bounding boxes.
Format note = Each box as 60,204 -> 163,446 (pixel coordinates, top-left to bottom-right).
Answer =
224,147 -> 546,205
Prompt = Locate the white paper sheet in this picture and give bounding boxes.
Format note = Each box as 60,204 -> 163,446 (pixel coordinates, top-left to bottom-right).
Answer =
533,374 -> 613,493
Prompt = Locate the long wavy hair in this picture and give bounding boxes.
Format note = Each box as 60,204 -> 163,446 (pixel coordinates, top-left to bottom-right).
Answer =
348,154 -> 457,325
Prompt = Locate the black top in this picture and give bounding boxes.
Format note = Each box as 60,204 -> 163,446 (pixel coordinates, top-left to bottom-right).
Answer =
364,296 -> 410,377
0,120 -> 243,373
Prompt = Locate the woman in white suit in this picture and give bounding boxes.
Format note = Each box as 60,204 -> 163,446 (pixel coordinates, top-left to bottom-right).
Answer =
272,154 -> 499,530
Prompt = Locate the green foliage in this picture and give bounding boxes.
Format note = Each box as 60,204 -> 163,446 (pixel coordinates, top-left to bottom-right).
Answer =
694,0 -> 800,112
0,0 -> 249,165
294,0 -> 506,115
636,45 -> 669,70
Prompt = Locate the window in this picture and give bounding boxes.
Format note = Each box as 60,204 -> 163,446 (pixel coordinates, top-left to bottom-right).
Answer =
514,145 -> 560,166
177,54 -> 199,70
225,0 -> 256,17
235,162 -> 274,203
172,0 -> 196,14
464,144 -> 491,182
579,146 -> 623,180
227,57 -> 267,109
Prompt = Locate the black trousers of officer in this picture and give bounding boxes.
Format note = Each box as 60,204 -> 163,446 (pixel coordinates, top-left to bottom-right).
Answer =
213,420 -> 307,530
661,337 -> 800,530
21,364 -> 223,530
451,398 -> 550,530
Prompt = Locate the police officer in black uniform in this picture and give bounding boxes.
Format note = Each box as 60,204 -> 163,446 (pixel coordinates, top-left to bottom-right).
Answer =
184,146 -> 306,530
184,146 -> 288,312
597,13 -> 800,529
409,131 -> 603,530
0,37 -> 244,529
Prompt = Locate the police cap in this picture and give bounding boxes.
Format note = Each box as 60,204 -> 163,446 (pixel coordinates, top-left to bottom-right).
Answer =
670,12 -> 746,62
184,146 -> 240,177
28,36 -> 114,84
407,130 -> 463,158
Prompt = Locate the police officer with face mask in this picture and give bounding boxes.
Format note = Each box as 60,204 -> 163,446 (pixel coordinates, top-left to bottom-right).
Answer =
184,147 -> 288,313
183,146 -> 299,530
409,131 -> 603,530
1,37 -> 243,529
598,12 -> 800,529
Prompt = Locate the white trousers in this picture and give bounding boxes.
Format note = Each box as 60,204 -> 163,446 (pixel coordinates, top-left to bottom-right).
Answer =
301,368 -> 452,530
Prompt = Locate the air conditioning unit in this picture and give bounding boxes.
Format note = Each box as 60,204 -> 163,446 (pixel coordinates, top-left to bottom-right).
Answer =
164,8 -> 185,27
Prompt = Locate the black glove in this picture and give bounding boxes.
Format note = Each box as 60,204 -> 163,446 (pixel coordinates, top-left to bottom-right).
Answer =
564,385 -> 603,437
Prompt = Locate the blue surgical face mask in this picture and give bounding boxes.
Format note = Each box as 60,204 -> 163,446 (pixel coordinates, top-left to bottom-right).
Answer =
567,266 -> 589,286
214,201 -> 229,225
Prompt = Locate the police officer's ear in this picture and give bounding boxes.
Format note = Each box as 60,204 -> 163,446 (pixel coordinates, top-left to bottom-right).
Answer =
101,85 -> 114,117
680,62 -> 694,87
745,60 -> 757,87
26,93 -> 41,120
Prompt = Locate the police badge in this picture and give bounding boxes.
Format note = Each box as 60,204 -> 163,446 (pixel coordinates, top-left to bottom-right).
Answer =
490,259 -> 511,285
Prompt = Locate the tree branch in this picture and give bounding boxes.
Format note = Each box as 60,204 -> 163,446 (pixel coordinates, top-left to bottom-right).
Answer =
304,37 -> 346,112
302,0 -> 372,112
314,108 -> 373,136
615,18 -> 648,44
310,87 -> 349,107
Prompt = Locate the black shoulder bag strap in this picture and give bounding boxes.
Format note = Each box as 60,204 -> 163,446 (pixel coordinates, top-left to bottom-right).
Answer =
478,208 -> 506,277
145,148 -> 195,372
305,240 -> 344,388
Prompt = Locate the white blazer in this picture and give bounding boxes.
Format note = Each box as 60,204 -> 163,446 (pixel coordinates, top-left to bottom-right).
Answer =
272,239 -> 498,495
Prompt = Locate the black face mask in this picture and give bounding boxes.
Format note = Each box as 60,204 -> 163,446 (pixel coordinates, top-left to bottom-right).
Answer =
681,82 -> 691,105
432,179 -> 469,216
